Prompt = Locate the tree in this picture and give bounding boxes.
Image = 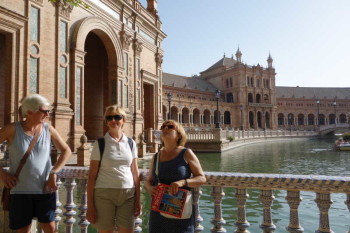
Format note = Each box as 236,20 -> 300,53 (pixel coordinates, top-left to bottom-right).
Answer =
48,0 -> 89,8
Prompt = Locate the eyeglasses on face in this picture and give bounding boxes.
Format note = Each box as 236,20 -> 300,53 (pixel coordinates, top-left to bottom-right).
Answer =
106,114 -> 124,121
160,124 -> 176,130
38,109 -> 51,114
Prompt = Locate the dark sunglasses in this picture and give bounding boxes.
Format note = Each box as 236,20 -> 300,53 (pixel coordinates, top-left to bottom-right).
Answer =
106,114 -> 124,121
160,124 -> 176,130
38,109 -> 51,114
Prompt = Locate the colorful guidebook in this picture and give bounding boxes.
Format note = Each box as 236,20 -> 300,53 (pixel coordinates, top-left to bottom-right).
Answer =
151,183 -> 189,218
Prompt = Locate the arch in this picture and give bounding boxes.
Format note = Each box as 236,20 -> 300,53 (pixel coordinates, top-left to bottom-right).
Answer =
214,110 -> 221,125
182,107 -> 190,123
319,114 -> 325,125
256,94 -> 261,103
308,114 -> 315,125
288,113 -> 294,125
224,111 -> 231,124
339,113 -> 347,123
298,114 -> 304,125
265,112 -> 271,128
226,93 -> 234,103
193,108 -> 200,124
264,94 -> 269,103
249,111 -> 254,128
329,113 -> 336,124
248,93 -> 253,103
72,16 -> 123,69
170,106 -> 178,121
257,111 -> 262,128
278,113 -> 284,126
203,109 -> 211,124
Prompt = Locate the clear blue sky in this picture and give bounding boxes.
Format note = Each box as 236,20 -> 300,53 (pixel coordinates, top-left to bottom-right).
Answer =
140,0 -> 350,87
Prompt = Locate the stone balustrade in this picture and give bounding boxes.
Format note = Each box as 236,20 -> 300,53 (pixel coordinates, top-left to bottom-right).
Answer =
2,167 -> 349,233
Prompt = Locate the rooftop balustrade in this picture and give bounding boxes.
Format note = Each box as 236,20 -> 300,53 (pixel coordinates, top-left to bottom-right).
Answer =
2,166 -> 349,233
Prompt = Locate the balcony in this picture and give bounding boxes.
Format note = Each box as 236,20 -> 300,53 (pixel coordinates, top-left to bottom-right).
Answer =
1,166 -> 349,233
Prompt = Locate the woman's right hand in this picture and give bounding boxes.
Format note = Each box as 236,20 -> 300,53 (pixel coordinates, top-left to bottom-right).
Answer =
0,170 -> 17,188
145,182 -> 159,197
86,205 -> 97,224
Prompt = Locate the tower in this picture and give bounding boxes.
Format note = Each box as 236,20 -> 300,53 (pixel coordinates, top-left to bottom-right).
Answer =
235,46 -> 242,63
267,52 -> 273,68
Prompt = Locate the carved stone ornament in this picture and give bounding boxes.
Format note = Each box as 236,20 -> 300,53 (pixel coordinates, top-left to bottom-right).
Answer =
57,0 -> 74,19
155,52 -> 163,67
119,31 -> 132,51
133,39 -> 143,56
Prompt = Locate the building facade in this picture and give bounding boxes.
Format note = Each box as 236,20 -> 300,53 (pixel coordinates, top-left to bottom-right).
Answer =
0,0 -> 165,148
162,49 -> 350,131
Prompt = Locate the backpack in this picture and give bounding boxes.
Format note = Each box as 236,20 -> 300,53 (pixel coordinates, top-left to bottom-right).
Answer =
97,137 -> 134,167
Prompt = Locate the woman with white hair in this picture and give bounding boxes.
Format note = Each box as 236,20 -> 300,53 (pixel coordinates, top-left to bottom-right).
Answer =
0,94 -> 71,233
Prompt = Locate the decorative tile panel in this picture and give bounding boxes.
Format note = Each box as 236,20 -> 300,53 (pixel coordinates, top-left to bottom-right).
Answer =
30,7 -> 39,42
29,58 -> 38,93
75,67 -> 81,125
60,21 -> 67,53
60,67 -> 67,98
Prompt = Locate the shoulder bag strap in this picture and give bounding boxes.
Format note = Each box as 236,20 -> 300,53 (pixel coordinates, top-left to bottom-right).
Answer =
155,151 -> 160,184
14,124 -> 41,178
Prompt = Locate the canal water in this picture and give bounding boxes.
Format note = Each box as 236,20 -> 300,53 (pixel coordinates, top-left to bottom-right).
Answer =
136,138 -> 350,233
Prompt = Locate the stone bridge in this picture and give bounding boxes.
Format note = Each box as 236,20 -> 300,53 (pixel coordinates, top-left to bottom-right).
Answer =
318,123 -> 350,135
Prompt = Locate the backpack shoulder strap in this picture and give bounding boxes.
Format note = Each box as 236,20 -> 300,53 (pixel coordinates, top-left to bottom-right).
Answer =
97,137 -> 105,168
127,137 -> 133,150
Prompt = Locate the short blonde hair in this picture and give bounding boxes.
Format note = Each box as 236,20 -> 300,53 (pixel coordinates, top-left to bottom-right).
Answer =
104,105 -> 127,122
21,94 -> 50,117
161,120 -> 187,146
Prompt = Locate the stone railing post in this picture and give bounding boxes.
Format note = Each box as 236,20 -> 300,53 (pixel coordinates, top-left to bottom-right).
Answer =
315,192 -> 333,233
55,178 -> 63,232
193,187 -> 204,233
210,186 -> 226,233
63,178 -> 77,233
259,189 -> 276,232
213,128 -> 222,142
78,179 -> 89,233
149,134 -> 159,153
137,133 -> 146,158
235,188 -> 250,233
77,134 -> 90,166
285,191 -> 303,232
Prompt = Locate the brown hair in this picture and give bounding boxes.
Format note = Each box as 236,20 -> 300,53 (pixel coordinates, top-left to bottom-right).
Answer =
161,120 -> 187,146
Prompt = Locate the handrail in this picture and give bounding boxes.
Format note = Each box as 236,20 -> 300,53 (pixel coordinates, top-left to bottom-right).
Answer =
1,166 -> 348,233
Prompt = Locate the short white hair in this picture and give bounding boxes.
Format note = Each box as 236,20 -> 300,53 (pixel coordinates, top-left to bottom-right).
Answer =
21,94 -> 50,117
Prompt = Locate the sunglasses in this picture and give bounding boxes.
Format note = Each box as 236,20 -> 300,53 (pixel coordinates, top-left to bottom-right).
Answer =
160,124 -> 176,130
38,109 -> 51,114
106,114 -> 124,121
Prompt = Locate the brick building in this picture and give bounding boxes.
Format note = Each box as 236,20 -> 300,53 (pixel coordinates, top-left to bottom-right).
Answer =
162,49 -> 350,130
0,0 -> 165,149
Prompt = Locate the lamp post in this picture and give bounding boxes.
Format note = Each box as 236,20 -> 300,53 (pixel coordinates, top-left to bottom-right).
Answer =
240,104 -> 243,130
215,90 -> 221,128
333,101 -> 337,125
316,99 -> 320,126
167,93 -> 172,120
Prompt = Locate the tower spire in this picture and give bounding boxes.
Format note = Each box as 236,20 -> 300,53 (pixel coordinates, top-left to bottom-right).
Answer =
267,51 -> 273,68
235,45 -> 242,63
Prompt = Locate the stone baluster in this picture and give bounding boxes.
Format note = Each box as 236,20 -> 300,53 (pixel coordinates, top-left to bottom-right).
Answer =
78,179 -> 89,233
55,178 -> 63,231
345,193 -> 350,233
285,191 -> 303,232
64,178 -> 77,233
315,192 -> 333,233
193,187 -> 204,232
235,188 -> 250,233
134,214 -> 143,233
210,186 -> 226,233
259,189 -> 276,232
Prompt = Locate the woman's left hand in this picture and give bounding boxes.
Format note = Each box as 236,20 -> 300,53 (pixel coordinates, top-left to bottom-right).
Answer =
44,174 -> 57,193
134,198 -> 141,216
169,180 -> 186,195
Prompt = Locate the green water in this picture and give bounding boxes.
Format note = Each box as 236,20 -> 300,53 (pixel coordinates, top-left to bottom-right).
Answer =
137,138 -> 350,233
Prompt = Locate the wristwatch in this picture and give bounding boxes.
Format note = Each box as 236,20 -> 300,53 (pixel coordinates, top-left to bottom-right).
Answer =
50,170 -> 58,175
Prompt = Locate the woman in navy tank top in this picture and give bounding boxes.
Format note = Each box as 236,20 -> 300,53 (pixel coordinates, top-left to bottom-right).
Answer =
145,120 -> 206,233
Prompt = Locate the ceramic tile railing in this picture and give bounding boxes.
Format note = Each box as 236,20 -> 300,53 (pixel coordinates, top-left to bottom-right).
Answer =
2,167 -> 349,233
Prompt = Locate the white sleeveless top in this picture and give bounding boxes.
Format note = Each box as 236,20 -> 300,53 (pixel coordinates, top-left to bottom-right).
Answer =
9,122 -> 52,194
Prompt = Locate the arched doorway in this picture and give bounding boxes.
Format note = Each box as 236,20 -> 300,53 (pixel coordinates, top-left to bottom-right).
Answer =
0,32 -> 13,127
265,112 -> 270,129
193,108 -> 200,124
339,114 -> 347,123
224,111 -> 231,125
162,105 -> 167,120
170,106 -> 178,121
84,32 -> 109,140
203,109 -> 210,124
249,111 -> 254,128
182,108 -> 190,123
278,113 -> 284,126
308,114 -> 315,125
257,112 -> 262,128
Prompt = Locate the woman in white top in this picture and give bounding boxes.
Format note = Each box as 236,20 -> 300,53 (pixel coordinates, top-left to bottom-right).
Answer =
87,105 -> 141,233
